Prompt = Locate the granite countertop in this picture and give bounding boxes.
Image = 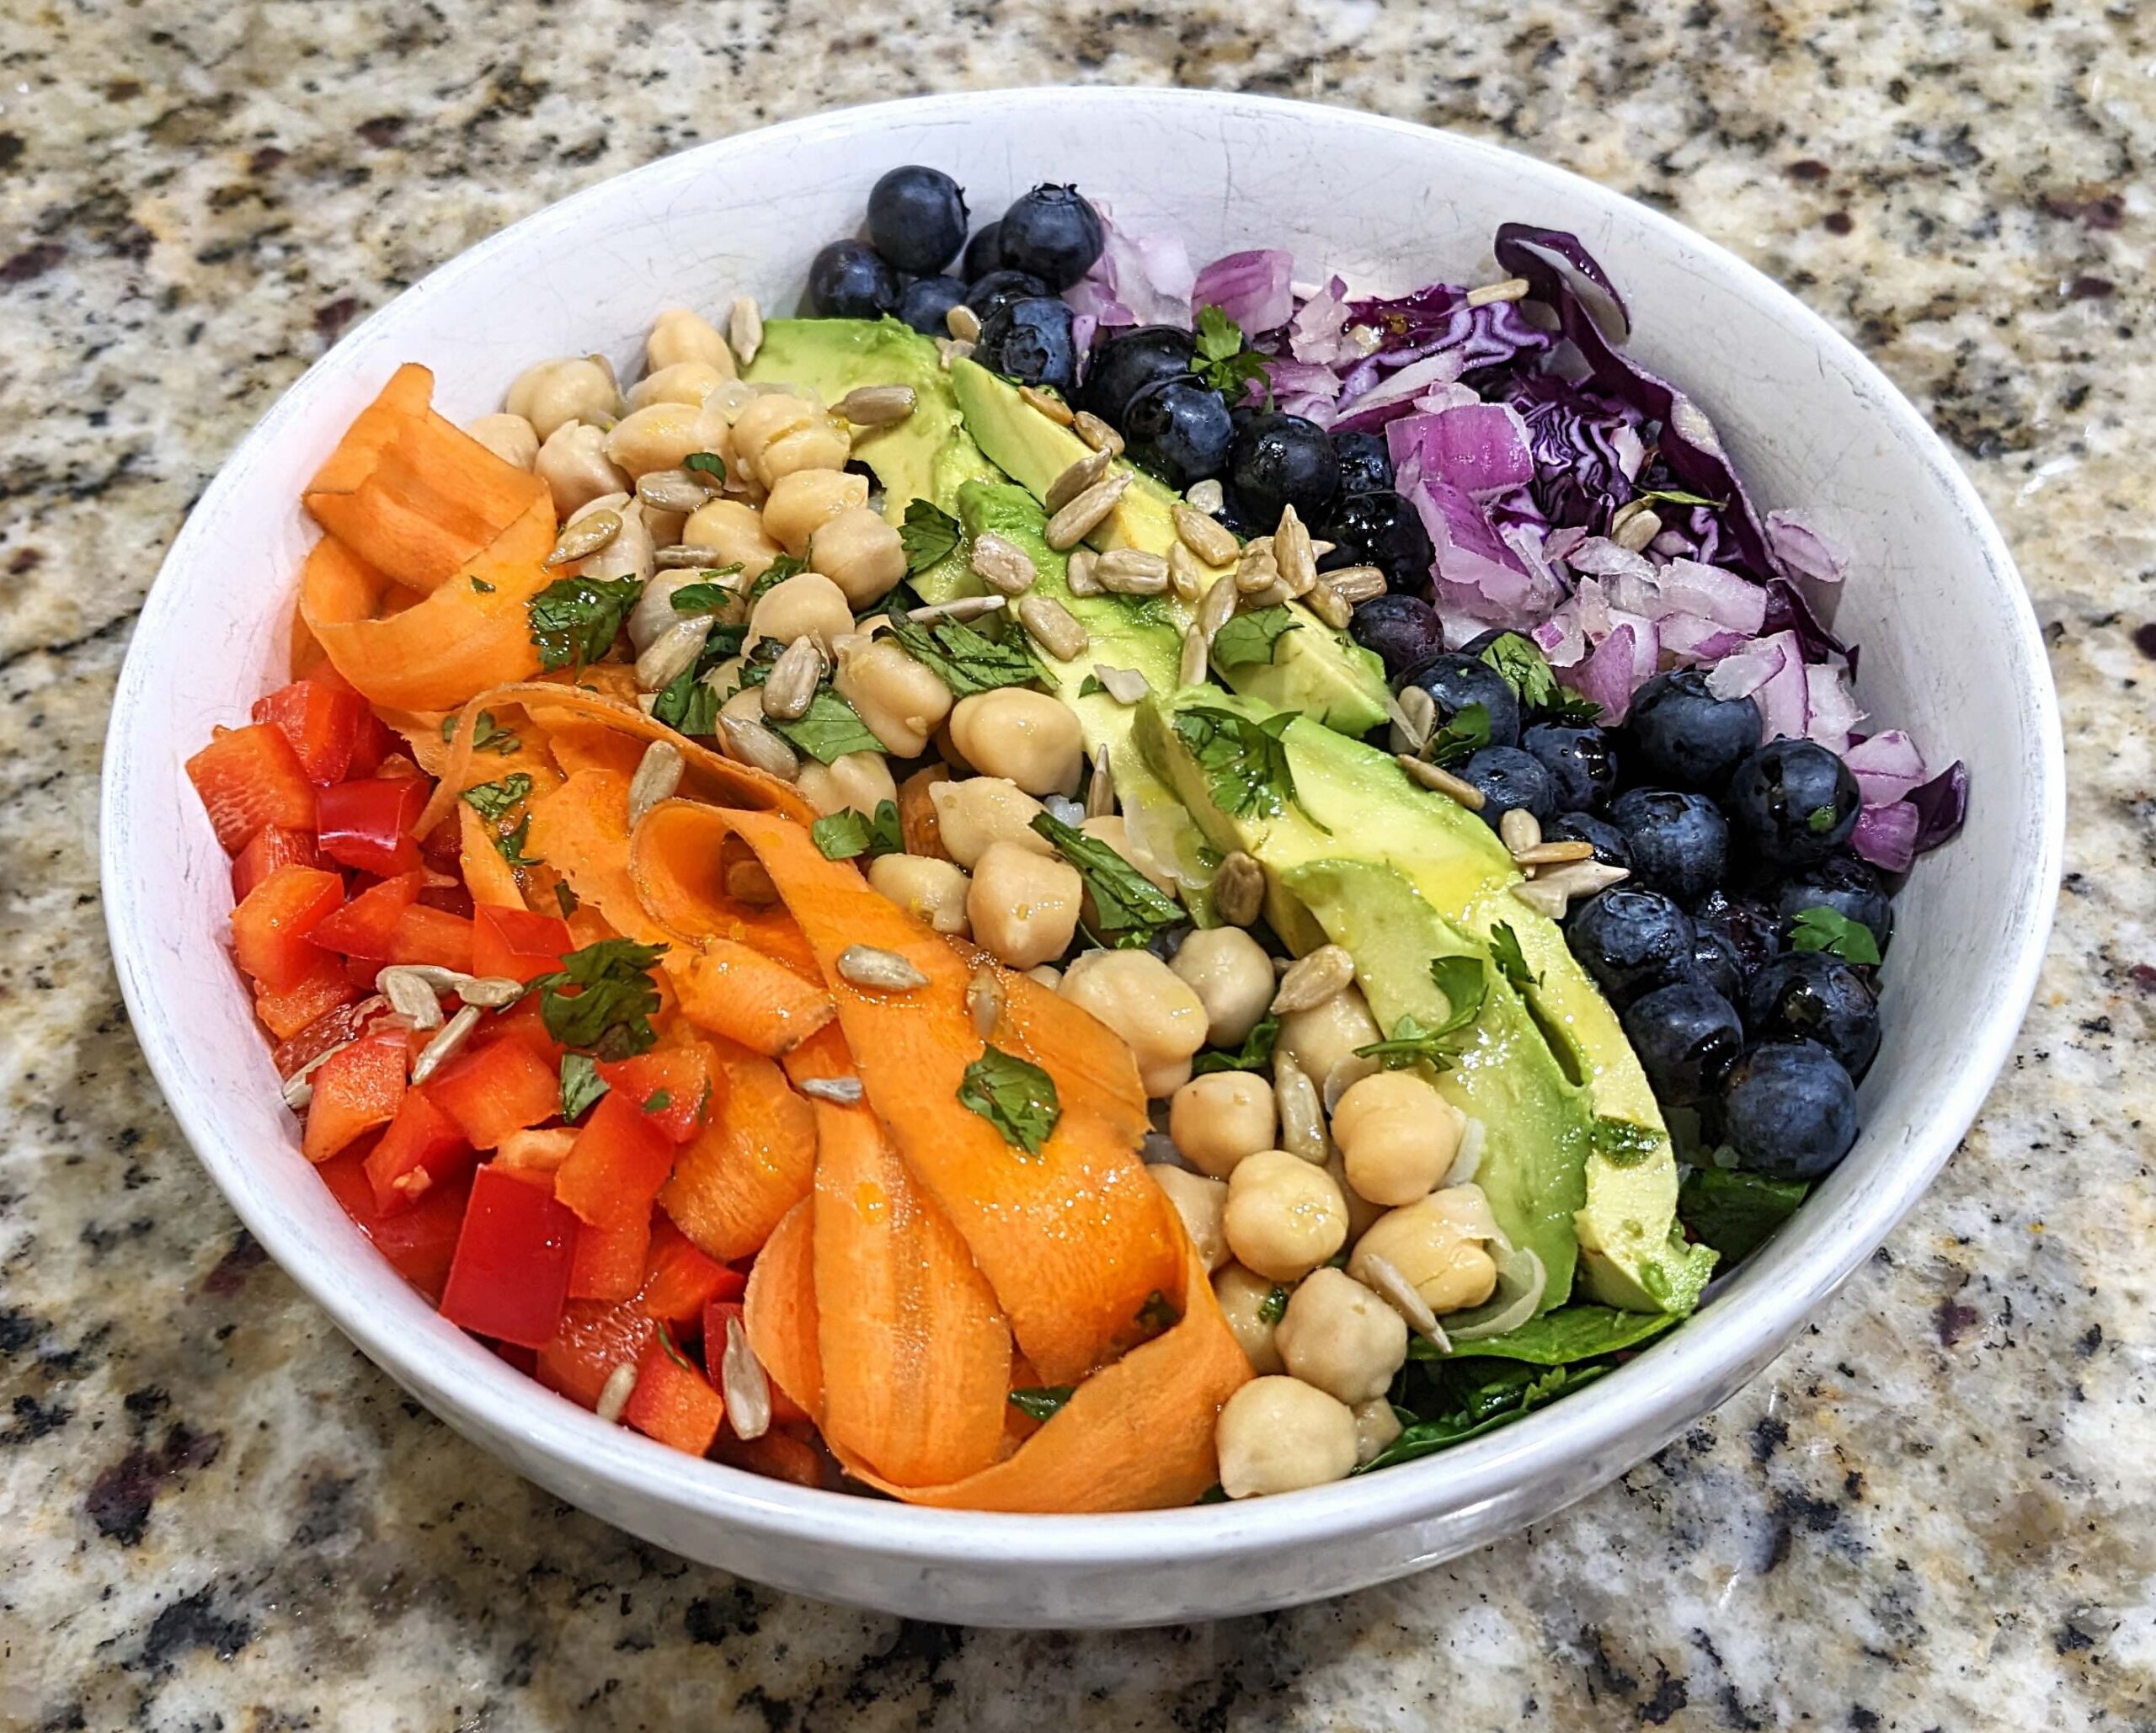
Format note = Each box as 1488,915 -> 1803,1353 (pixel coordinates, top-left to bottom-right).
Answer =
2,2 -> 2149,1726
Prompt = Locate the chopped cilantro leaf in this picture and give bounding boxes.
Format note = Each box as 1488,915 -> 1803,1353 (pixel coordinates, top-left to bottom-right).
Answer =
888,616 -> 1044,696
528,937 -> 669,1062
559,1053 -> 609,1122
440,709 -> 521,755
1426,701 -> 1491,769
1029,811 -> 1182,941
643,1090 -> 673,1113
899,499 -> 962,575
957,1045 -> 1060,1154
1590,1117 -> 1666,1168
668,571 -> 744,615
1805,803 -> 1840,835
1192,305 -> 1273,406
528,574 -> 643,671
767,689 -> 885,763
1006,1386 -> 1074,1422
1171,704 -> 1320,829
1191,1016 -> 1278,1076
553,882 -> 579,917
1209,605 -> 1300,675
470,577 -> 496,594
682,451 -> 725,480
1787,905 -> 1882,965
811,799 -> 905,861
1489,921 -> 1540,989
1257,1285 -> 1289,1325
745,554 -> 808,607
651,664 -> 720,736
461,773 -> 533,824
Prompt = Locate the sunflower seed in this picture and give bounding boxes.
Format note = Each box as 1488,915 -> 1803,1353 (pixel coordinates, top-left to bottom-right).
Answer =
1444,1116 -> 1486,1188
627,739 -> 685,826
1310,539 -> 1337,559
1532,859 -> 1631,908
1465,276 -> 1532,307
635,615 -> 712,692
727,859 -> 780,904
1044,446 -> 1114,513
1065,549 -> 1102,597
654,542 -> 727,569
971,531 -> 1038,596
595,1362 -> 638,1424
798,1075 -> 865,1105
1178,624 -> 1210,686
1271,944 -> 1357,1015
1213,850 -> 1265,927
944,303 -> 983,343
1397,752 -> 1486,809
1072,409 -> 1123,456
1044,469 -> 1132,549
1355,1249 -> 1444,1341
836,944 -> 927,992
1388,685 -> 1437,755
546,509 -> 622,568
760,635 -> 825,722
1094,548 -> 1170,595
1234,550 -> 1281,596
966,964 -> 1005,1038
1166,540 -> 1207,602
1322,1052 -> 1382,1116
1508,879 -> 1571,920
907,595 -> 1005,625
377,965 -> 451,1029
1090,664 -> 1150,705
1186,477 -> 1225,515
936,337 -> 975,371
1241,579 -> 1292,609
1612,504 -> 1663,552
1305,580 -> 1353,629
721,715 -> 800,781
838,383 -> 916,426
1084,744 -> 1117,818
1498,808 -> 1542,855
638,469 -> 718,515
720,1317 -> 772,1441
1325,564 -> 1387,605
1172,504 -> 1240,567
1020,385 -> 1075,426
410,1004 -> 483,1086
456,977 -> 527,1009
1198,572 -> 1240,637
728,295 -> 763,365
1273,504 -> 1317,596
1272,1051 -> 1329,1163
1018,593 -> 1086,660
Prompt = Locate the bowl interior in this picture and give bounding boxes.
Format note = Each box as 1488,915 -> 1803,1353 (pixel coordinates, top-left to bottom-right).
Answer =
102,88 -> 2060,1625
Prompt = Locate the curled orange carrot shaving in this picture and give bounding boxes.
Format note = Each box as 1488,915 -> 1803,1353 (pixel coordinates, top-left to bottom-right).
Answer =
522,768 -> 665,944
662,938 -> 834,1058
744,1199 -> 823,1421
458,803 -> 528,909
657,1044 -> 819,1262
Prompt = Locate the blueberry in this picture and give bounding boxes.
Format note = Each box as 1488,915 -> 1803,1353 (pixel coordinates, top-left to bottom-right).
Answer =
996,184 -> 1106,290
1685,928 -> 1744,1003
964,268 -> 1051,320
1773,854 -> 1893,957
1725,739 -> 1861,870
1626,670 -> 1763,792
1454,627 -> 1514,658
1120,376 -> 1235,488
864,165 -> 969,275
1348,595 -> 1446,679
1460,746 -> 1556,831
1397,653 -> 1521,749
808,239 -> 899,318
1621,982 -> 1745,1106
1742,950 -> 1881,1080
1609,787 -> 1729,905
1331,429 -> 1394,496
1522,721 -> 1619,813
962,221 -> 1004,280
1228,413 -> 1341,528
1694,888 -> 1783,977
1077,325 -> 1195,427
1546,811 -> 1631,870
1316,491 -> 1435,594
894,274 -> 969,337
974,296 -> 1079,395
1721,1041 -> 1858,1179
1566,887 -> 1698,1008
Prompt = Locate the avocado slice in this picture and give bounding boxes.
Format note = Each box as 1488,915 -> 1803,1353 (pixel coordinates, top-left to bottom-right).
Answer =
1279,857 -> 1589,1310
1135,685 -> 1715,1314
947,359 -> 1392,734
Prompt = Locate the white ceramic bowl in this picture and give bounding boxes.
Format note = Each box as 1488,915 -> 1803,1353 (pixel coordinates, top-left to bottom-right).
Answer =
102,88 -> 2063,1628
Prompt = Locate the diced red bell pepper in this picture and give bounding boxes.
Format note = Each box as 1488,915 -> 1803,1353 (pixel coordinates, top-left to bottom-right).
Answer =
318,776 -> 431,876
310,870 -> 425,961
317,1148 -> 471,1301
472,995 -> 563,1065
567,1214 -> 651,1303
302,1026 -> 408,1162
553,1090 -> 676,1230
415,877 -> 475,920
424,1038 -> 559,1150
251,678 -> 373,787
254,948 -> 360,1041
472,906 -> 573,985
231,865 -> 345,992
187,723 -> 318,854
595,1047 -> 712,1145
438,1164 -> 579,1346
714,1426 -> 827,1489
362,1088 -> 475,1215
419,817 -> 466,877
271,997 -> 385,1080
640,1217 -> 743,1327
232,825 -> 323,904
388,904 -> 475,973
623,1328 -> 726,1455
536,1298 -> 655,1410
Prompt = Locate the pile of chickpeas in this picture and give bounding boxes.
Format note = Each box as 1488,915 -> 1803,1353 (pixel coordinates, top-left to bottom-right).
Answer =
473,307 -> 1511,1501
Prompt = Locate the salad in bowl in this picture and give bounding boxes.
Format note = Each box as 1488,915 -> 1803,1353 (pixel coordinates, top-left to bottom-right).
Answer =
180,164 -> 1967,1511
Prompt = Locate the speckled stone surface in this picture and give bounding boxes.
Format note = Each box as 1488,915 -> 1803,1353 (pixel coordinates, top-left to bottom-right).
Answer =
2,2 -> 2150,1726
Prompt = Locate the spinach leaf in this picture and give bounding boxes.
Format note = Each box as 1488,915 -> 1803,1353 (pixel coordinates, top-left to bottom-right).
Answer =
1678,1165 -> 1808,1264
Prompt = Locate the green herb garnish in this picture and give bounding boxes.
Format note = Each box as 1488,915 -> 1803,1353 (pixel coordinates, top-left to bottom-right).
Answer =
1630,486 -> 1724,509
899,499 -> 962,574
888,616 -> 1045,696
1805,803 -> 1840,835
1677,1166 -> 1809,1263
461,772 -> 532,824
811,799 -> 905,862
1590,1117 -> 1666,1168
1135,1291 -> 1182,1332
1209,605 -> 1300,675
1006,1386 -> 1075,1423
1171,704 -> 1320,829
528,938 -> 669,1062
1354,955 -> 1486,1071
767,689 -> 885,763
470,577 -> 496,594
1029,812 -> 1182,941
527,574 -> 643,671
668,570 -> 744,615
1257,1285 -> 1290,1326
654,1320 -> 697,1374
1193,305 -> 1273,406
558,1053 -> 609,1123
643,1090 -> 673,1113
1077,674 -> 1107,697
1190,1016 -> 1279,1076
554,882 -> 579,917
683,451 -> 725,481
1489,921 -> 1540,989
958,1045 -> 1060,1154
745,554 -> 808,607
1426,701 -> 1492,769
440,710 -> 520,756
651,664 -> 720,736
1788,905 -> 1881,965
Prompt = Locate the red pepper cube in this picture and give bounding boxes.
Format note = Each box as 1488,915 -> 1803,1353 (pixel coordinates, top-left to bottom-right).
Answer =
439,1165 -> 579,1347
317,1148 -> 471,1301
254,948 -> 360,1041
310,870 -> 426,961
231,864 -> 345,993
595,1047 -> 713,1146
567,1214 -> 651,1304
187,723 -> 318,854
640,1217 -> 743,1328
302,1027 -> 408,1162
362,1088 -> 475,1215
553,1090 -> 676,1231
251,678 -> 372,787
623,1330 -> 726,1455
272,996 -> 388,1083
471,995 -> 563,1065
424,1038 -> 560,1151
472,906 -> 573,985
318,776 -> 432,877
387,904 -> 475,973
231,825 -> 323,904
536,1298 -> 657,1410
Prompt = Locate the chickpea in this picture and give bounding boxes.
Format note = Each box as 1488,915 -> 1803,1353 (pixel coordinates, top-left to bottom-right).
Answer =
682,498 -> 781,583
810,507 -> 908,609
1145,1165 -> 1230,1272
628,360 -> 729,411
761,468 -> 869,557
730,391 -> 851,488
867,852 -> 971,936
506,355 -> 622,441
647,307 -> 736,377
1171,927 -> 1276,1048
796,749 -> 896,819
966,842 -> 1081,970
605,399 -> 727,480
534,421 -> 629,518
1348,1185 -> 1502,1318
746,572 -> 854,655
947,690 -> 1085,797
1276,984 -> 1382,1090
1222,1150 -> 1348,1282
834,637 -> 953,757
1026,964 -> 1062,989
719,682 -> 768,728
926,776 -> 1054,870
1058,950 -> 1209,1098
572,494 -> 655,586
1326,1148 -> 1388,1242
1211,1261 -> 1288,1374
1215,1376 -> 1357,1499
466,412 -> 539,471
1169,1072 -> 1277,1180
1331,1071 -> 1465,1208
1078,814 -> 1177,895
1273,1267 -> 1407,1405
1351,1396 -> 1402,1466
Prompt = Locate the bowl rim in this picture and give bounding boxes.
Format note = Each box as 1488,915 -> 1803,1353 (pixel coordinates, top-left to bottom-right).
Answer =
102,84 -> 2064,1572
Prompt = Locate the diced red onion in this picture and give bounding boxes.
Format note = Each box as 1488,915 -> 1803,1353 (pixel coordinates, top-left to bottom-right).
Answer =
1563,618 -> 1660,722
1658,557 -> 1769,633
1193,248 -> 1295,334
1564,536 -> 1657,582
1532,608 -> 1586,666
1765,509 -> 1848,587
1068,206 -> 1194,328
1844,728 -> 1928,808
1803,660 -> 1864,750
1070,312 -> 1098,358
1289,275 -> 1360,365
1707,630 -> 1808,742
1851,800 -> 1920,872
1657,612 -> 1753,666
1330,351 -> 1472,434
1385,403 -> 1534,499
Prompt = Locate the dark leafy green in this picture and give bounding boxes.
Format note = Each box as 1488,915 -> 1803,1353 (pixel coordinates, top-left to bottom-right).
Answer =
1209,606 -> 1299,675
1029,812 -> 1182,941
899,499 -> 962,574
1678,1166 -> 1809,1264
528,938 -> 669,1062
746,554 -> 808,606
1190,1016 -> 1279,1077
958,1046 -> 1060,1154
811,799 -> 905,862
1407,1304 -> 1680,1366
1788,905 -> 1882,966
888,616 -> 1045,696
768,689 -> 886,764
528,574 -> 643,671
1358,1360 -> 1612,1472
